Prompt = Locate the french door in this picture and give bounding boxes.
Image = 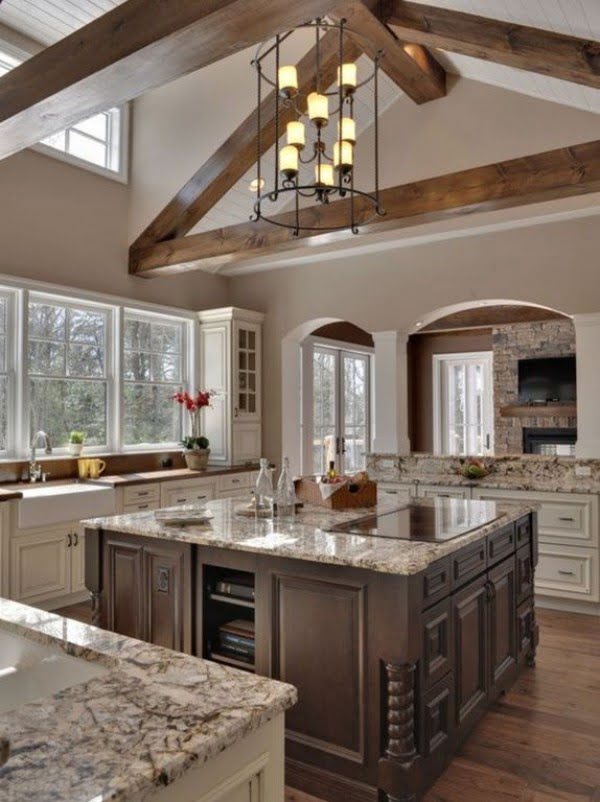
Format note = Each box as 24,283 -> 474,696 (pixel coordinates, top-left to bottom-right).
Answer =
311,345 -> 370,475
434,352 -> 493,456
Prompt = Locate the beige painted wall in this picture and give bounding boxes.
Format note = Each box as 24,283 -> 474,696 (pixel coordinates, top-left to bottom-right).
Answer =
0,148 -> 228,309
229,212 -> 600,461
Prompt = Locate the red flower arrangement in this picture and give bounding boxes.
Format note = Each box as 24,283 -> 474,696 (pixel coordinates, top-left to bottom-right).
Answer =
173,389 -> 212,450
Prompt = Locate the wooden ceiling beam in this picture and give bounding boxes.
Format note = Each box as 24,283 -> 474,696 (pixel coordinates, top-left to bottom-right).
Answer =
129,138 -> 600,276
132,31 -> 361,250
387,1 -> 600,89
0,0 -> 342,161
330,1 -> 446,104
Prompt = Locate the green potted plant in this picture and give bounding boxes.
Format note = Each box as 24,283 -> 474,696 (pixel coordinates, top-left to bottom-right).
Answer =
172,390 -> 212,470
68,431 -> 86,456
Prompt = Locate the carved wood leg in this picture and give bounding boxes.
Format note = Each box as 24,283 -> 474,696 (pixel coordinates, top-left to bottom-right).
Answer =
90,591 -> 102,627
379,661 -> 419,800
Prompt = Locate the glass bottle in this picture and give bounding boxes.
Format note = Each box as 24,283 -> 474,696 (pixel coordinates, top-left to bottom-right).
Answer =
327,460 -> 337,481
276,457 -> 296,521
255,458 -> 274,517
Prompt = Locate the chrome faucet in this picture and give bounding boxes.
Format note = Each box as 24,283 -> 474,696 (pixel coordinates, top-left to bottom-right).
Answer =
29,430 -> 52,482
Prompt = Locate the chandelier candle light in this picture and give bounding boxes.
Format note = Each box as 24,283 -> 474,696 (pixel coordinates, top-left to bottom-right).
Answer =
251,18 -> 386,235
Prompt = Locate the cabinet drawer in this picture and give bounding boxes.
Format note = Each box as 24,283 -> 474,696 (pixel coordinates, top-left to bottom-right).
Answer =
218,488 -> 252,500
422,557 -> 451,609
123,483 -> 160,506
515,516 -> 531,548
535,544 -> 599,602
418,484 -> 470,500
378,483 -> 413,501
538,501 -> 594,546
122,500 -> 160,514
219,472 -> 253,492
421,597 -> 453,690
162,481 -> 217,507
451,540 -> 487,591
487,523 -> 515,568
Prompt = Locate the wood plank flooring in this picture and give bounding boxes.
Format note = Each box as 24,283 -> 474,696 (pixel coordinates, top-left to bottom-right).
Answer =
55,604 -> 600,801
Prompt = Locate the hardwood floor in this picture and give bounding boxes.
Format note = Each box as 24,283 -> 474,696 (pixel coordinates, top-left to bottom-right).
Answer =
55,603 -> 600,801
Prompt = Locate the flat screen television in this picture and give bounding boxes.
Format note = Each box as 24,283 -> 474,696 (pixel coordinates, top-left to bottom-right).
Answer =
518,356 -> 576,403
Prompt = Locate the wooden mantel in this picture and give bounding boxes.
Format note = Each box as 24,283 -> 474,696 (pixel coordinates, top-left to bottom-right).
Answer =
500,404 -> 577,419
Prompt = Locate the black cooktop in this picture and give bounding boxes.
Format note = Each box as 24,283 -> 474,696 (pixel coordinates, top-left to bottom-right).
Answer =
328,499 -> 500,542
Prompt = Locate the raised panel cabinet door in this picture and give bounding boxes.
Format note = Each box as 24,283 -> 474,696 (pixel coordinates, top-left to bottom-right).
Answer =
71,528 -> 86,593
200,323 -> 230,464
104,536 -> 144,640
144,541 -> 192,654
488,555 -> 517,699
10,527 -> 71,604
421,597 -> 453,690
452,573 -> 488,736
272,573 -> 367,765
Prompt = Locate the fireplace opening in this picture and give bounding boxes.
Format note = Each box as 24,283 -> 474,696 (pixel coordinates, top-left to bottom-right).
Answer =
523,427 -> 577,456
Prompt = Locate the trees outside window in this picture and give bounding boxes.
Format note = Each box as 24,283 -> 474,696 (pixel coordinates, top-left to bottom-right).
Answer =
122,313 -> 185,447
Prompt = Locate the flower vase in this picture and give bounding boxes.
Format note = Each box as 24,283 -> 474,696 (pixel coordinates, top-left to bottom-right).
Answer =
184,449 -> 211,471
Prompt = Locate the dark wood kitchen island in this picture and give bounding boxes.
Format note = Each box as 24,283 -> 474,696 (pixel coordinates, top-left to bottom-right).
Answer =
83,496 -> 539,802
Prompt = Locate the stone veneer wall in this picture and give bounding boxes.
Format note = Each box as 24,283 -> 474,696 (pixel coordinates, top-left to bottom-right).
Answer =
492,320 -> 576,455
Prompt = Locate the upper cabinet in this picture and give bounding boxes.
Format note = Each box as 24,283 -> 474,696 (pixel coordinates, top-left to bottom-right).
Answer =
198,308 -> 264,467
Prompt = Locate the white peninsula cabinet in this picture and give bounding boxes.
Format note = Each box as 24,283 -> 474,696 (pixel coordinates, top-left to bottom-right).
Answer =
198,307 -> 264,467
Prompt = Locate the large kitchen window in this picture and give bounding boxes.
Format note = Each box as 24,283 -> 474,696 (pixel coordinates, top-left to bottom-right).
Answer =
0,280 -> 194,458
28,296 -> 110,449
0,45 -> 127,181
305,340 -> 372,475
433,352 -> 494,456
122,312 -> 186,448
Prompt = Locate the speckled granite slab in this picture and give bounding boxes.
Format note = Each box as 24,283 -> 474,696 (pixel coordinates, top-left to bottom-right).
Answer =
84,497 -> 534,577
368,453 -> 600,494
0,599 -> 296,802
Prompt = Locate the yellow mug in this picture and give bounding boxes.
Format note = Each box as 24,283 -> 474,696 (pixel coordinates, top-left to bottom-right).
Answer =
87,459 -> 106,480
77,458 -> 91,479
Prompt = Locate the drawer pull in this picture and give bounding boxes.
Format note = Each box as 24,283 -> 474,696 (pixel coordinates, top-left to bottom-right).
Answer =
558,516 -> 575,522
232,478 -> 240,484
176,498 -> 187,503
137,491 -> 149,497
386,490 -> 398,495
138,504 -> 149,510
558,570 -> 575,576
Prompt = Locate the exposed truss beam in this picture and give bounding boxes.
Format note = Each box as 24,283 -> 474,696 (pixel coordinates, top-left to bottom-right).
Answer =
130,138 -> 600,276
388,1 -> 600,89
0,0 -> 343,161
132,31 -> 361,250
330,1 -> 445,104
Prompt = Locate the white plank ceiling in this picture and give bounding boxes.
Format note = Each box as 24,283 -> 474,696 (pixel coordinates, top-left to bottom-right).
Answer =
0,0 -> 124,47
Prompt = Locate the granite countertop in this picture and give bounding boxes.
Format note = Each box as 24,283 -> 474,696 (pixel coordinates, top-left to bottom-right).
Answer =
390,473 -> 600,495
0,598 -> 296,802
83,496 -> 534,577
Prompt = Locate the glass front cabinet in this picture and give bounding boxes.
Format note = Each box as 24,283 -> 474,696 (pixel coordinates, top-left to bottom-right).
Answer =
198,308 -> 264,466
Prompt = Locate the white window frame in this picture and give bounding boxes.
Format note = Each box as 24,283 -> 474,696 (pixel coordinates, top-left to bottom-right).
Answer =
302,335 -> 373,475
0,273 -> 196,461
0,40 -> 129,183
121,309 -> 193,452
24,291 -> 117,456
433,351 -> 494,457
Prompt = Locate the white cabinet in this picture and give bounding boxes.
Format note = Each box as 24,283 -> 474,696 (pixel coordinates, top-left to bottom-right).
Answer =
10,522 -> 84,606
198,307 -> 264,466
378,483 -> 413,502
536,543 -> 599,602
416,484 -> 470,500
161,479 -> 217,508
217,471 -> 255,500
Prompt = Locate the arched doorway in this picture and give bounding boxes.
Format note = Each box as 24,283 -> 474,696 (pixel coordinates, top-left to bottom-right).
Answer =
281,318 -> 374,474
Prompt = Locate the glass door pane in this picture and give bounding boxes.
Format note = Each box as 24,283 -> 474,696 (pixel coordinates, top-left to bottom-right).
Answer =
438,353 -> 493,456
342,352 -> 369,473
313,348 -> 338,474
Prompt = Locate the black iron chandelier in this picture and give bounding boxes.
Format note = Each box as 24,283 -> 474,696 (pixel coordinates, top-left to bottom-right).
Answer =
250,18 -> 386,236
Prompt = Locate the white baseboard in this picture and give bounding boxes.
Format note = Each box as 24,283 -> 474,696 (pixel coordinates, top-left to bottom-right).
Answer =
536,595 -> 600,616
